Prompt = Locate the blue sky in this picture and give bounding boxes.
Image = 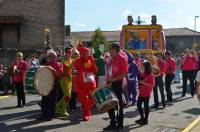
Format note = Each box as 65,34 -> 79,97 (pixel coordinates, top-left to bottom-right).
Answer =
65,0 -> 200,32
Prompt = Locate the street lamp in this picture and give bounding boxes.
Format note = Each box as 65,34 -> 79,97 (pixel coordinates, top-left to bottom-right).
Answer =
194,16 -> 199,49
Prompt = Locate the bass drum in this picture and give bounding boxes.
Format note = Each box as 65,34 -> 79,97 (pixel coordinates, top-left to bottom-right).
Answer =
23,67 -> 38,94
24,66 -> 54,96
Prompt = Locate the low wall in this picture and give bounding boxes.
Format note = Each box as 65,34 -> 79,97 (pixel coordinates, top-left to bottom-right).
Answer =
0,48 -> 43,66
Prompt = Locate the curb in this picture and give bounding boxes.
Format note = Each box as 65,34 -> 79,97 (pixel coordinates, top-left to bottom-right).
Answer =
182,115 -> 200,132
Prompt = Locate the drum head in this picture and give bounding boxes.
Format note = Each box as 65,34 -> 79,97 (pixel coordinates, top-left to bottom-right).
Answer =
34,66 -> 54,96
99,100 -> 118,113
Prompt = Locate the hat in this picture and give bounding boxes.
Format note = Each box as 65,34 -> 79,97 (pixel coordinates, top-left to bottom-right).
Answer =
47,51 -> 57,57
16,52 -> 23,57
80,47 -> 89,55
77,43 -> 84,52
72,48 -> 80,55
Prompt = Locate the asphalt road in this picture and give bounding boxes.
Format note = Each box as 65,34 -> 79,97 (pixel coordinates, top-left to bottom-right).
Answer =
0,82 -> 200,132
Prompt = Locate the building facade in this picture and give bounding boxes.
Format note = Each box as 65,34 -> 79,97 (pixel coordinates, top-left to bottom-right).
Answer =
0,0 -> 65,49
164,28 -> 200,52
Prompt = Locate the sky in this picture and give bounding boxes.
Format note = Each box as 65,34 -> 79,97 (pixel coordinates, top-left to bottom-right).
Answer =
65,0 -> 200,32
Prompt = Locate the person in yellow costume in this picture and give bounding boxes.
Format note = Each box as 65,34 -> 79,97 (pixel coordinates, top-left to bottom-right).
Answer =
56,46 -> 74,116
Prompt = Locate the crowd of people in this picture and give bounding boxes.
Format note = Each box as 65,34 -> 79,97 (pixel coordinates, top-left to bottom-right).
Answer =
2,42 -> 200,130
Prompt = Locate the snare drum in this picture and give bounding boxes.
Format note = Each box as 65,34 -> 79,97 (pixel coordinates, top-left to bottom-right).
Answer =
92,87 -> 118,113
24,66 -> 54,96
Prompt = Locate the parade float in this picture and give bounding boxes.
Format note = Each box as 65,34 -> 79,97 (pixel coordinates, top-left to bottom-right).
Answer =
120,15 -> 166,54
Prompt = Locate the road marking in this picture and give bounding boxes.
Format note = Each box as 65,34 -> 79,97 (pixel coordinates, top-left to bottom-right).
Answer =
0,95 -> 10,99
182,115 -> 200,132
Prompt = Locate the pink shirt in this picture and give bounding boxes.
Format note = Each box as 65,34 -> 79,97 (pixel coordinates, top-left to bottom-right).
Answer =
139,73 -> 155,97
112,53 -> 128,81
166,57 -> 176,74
13,60 -> 28,82
182,54 -> 196,71
45,61 -> 63,80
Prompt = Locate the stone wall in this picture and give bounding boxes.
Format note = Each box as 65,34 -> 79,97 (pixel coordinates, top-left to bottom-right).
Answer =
0,0 -> 65,49
0,48 -> 43,66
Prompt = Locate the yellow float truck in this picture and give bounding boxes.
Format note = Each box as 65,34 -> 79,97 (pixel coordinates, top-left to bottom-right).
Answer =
120,24 -> 166,54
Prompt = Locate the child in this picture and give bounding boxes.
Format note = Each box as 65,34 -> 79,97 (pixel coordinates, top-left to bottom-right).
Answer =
135,61 -> 155,125
126,52 -> 139,105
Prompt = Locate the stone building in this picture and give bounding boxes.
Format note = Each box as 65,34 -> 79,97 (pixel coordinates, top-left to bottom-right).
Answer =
0,0 -> 65,65
0,0 -> 65,49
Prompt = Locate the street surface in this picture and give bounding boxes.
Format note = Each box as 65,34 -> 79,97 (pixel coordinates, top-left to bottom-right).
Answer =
0,82 -> 200,132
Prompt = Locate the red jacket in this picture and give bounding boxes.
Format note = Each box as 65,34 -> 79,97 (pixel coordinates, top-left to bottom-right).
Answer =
111,53 -> 128,80
45,61 -> 63,80
166,57 -> 176,74
139,73 -> 155,97
13,60 -> 28,82
182,54 -> 196,71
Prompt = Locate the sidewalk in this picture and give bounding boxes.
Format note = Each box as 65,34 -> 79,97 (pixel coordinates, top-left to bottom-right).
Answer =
191,122 -> 200,132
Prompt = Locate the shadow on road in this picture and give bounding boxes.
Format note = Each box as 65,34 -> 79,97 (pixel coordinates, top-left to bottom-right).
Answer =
25,100 -> 40,107
183,108 -> 200,115
0,108 -> 83,132
0,106 -> 16,111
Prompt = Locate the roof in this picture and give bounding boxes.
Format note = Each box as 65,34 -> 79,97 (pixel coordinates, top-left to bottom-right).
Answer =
70,27 -> 200,38
163,27 -> 200,36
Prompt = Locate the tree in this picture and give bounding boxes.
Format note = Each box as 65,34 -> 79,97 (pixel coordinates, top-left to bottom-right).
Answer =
91,28 -> 110,51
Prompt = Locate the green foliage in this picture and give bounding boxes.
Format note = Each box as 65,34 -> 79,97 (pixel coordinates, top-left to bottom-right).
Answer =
91,28 -> 110,51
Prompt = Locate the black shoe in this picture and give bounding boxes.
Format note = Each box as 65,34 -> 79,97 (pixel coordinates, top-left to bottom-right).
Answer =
140,119 -> 148,125
36,116 -> 45,120
16,105 -> 21,108
152,104 -> 159,109
166,100 -> 173,103
135,119 -> 144,124
162,106 -> 166,110
117,125 -> 123,130
103,124 -> 117,130
181,94 -> 186,98
36,116 -> 52,121
44,117 -> 53,121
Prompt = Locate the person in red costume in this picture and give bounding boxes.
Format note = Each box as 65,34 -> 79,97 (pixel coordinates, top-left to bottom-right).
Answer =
74,47 -> 98,121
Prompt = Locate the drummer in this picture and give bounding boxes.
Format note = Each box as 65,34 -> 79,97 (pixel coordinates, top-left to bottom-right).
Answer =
37,51 -> 63,121
104,42 -> 128,130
